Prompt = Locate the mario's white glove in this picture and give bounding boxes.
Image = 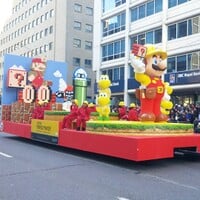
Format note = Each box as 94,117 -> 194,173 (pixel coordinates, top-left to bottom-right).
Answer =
130,52 -> 145,73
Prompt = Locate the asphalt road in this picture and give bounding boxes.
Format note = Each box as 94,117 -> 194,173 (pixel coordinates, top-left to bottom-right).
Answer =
1,132 -> 200,200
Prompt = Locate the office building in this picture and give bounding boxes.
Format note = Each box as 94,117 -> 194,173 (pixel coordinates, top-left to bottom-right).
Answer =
93,0 -> 200,107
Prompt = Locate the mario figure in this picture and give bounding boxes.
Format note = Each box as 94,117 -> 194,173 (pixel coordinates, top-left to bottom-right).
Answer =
28,58 -> 47,89
130,44 -> 173,122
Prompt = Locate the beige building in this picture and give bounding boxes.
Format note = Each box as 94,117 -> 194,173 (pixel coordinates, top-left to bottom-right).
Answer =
0,0 -> 95,101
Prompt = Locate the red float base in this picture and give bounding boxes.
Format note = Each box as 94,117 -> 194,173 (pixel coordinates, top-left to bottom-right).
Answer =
3,121 -> 200,161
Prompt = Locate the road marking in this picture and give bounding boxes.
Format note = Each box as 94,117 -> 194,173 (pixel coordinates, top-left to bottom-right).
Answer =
0,151 -> 13,158
117,197 -> 130,200
142,173 -> 199,191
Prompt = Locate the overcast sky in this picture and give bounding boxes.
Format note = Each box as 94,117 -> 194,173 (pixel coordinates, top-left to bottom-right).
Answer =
0,0 -> 13,31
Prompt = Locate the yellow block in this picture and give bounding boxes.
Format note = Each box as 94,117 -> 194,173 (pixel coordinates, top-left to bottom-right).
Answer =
31,119 -> 59,137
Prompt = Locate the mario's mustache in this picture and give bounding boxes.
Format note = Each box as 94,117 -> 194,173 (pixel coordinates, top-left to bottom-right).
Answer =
152,64 -> 166,71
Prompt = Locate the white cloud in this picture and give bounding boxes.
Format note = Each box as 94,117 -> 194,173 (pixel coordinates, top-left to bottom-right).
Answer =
10,65 -> 25,70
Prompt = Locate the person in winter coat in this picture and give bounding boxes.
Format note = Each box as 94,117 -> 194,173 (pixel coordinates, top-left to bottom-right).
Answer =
76,101 -> 90,131
62,99 -> 79,129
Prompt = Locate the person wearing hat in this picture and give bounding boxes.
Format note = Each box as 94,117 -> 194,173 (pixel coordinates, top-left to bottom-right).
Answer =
32,100 -> 45,119
76,100 -> 90,131
62,99 -> 79,129
118,101 -> 128,120
88,102 -> 96,113
127,103 -> 139,121
130,44 -> 173,122
43,100 -> 51,111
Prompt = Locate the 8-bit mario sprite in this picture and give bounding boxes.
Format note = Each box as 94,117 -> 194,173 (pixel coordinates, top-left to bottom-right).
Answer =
130,44 -> 173,122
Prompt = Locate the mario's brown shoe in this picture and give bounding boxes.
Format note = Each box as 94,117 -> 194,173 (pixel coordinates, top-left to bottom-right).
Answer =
139,113 -> 155,122
155,113 -> 168,122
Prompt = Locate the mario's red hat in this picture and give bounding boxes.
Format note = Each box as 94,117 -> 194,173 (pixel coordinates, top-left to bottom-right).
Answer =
32,58 -> 45,64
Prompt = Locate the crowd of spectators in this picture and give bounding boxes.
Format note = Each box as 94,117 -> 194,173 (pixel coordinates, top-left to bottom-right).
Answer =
111,102 -> 200,124
169,103 -> 200,124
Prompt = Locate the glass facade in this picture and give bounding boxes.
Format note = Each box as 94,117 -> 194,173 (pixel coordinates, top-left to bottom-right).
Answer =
102,0 -> 126,13
102,66 -> 124,81
168,15 -> 200,40
168,0 -> 189,8
102,12 -> 125,37
167,51 -> 200,73
130,0 -> 162,22
102,39 -> 125,61
130,28 -> 162,47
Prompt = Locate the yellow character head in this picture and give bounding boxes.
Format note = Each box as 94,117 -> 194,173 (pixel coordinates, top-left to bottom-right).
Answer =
98,75 -> 111,90
97,92 -> 110,106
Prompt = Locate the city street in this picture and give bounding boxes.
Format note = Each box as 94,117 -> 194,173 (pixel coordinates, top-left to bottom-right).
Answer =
1,132 -> 200,200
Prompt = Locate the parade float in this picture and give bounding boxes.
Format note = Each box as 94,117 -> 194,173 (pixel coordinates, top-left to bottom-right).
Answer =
1,47 -> 200,162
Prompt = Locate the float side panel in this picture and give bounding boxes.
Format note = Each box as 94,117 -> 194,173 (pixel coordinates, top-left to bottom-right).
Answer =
3,121 -> 31,139
136,135 -> 200,161
58,130 -> 139,161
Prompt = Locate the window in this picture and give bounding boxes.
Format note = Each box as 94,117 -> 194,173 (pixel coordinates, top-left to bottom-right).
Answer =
40,30 -> 44,38
113,68 -> 119,81
40,15 -> 45,23
85,24 -> 93,33
177,55 -> 187,72
102,0 -> 126,13
101,66 -> 124,81
74,21 -> 81,30
138,5 -> 145,19
85,59 -> 92,68
168,51 -> 200,73
168,0 -> 188,8
102,39 -> 125,61
50,9 -> 54,17
178,21 -> 187,38
87,78 -> 91,87
74,3 -> 82,13
73,57 -> 81,66
131,0 -> 162,22
85,41 -> 92,50
146,31 -> 154,43
86,7 -> 93,16
73,38 -> 81,48
49,42 -> 53,50
188,52 -> 200,70
130,28 -> 162,48
49,25 -> 53,34
147,1 -> 154,16
44,44 -> 48,52
155,0 -> 162,13
36,32 -> 40,40
131,7 -> 137,22
103,12 -> 125,37
168,16 -> 200,41
138,34 -> 145,45
154,29 -> 162,43
45,12 -> 49,20
168,24 -> 176,40
108,69 -> 113,81
44,28 -> 48,36
120,67 -> 124,80
167,57 -> 176,73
